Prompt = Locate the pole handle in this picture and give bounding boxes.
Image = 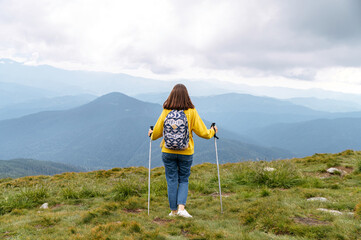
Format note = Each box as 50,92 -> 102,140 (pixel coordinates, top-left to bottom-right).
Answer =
149,126 -> 154,138
211,123 -> 219,139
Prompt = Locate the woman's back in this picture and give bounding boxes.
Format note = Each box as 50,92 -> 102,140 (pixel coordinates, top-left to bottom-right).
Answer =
151,108 -> 215,155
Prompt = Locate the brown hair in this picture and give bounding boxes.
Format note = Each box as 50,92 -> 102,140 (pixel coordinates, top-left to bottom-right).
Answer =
163,84 -> 195,110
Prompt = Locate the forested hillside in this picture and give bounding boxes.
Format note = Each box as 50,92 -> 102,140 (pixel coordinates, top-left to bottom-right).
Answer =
0,159 -> 85,178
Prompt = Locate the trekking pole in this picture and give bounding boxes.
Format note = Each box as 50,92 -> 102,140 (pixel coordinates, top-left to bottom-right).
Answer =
148,126 -> 153,216
211,123 -> 223,214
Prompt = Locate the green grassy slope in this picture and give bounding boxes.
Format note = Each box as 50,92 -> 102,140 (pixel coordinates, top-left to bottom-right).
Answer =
1,150 -> 361,239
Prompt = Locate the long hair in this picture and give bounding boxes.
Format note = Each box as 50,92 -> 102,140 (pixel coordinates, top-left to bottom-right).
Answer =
163,84 -> 195,110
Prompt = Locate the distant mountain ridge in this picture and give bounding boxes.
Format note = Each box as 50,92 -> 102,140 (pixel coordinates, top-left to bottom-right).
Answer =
0,158 -> 85,178
193,93 -> 321,114
287,97 -> 361,113
0,82 -> 59,108
248,117 -> 361,156
0,94 -> 97,120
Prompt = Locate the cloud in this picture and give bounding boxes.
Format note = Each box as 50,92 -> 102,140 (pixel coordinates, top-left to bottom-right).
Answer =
192,0 -> 361,70
282,0 -> 361,43
0,0 -> 361,93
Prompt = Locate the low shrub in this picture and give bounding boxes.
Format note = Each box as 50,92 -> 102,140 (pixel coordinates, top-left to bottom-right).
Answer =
189,180 -> 213,194
233,160 -> 304,188
260,188 -> 270,197
326,159 -> 341,168
103,202 -> 119,211
329,184 -> 340,189
61,186 -> 80,200
356,158 -> 361,173
10,208 -> 24,215
129,221 -> 142,233
81,211 -> 98,224
339,149 -> 355,156
239,198 -> 292,234
32,216 -> 60,228
151,178 -> 168,197
122,196 -> 144,210
302,177 -> 325,188
111,167 -> 122,172
0,178 -> 12,184
20,185 -> 48,202
0,185 -> 48,215
111,179 -> 143,201
355,203 -> 361,219
79,186 -> 104,198
90,222 -> 125,239
81,204 -> 115,224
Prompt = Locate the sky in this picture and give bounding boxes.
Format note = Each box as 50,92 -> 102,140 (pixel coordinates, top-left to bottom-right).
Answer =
0,0 -> 361,94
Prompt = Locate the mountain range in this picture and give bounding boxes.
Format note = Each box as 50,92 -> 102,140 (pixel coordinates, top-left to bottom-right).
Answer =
135,92 -> 361,135
2,58 -> 361,103
0,92 -> 290,170
2,59 -> 361,169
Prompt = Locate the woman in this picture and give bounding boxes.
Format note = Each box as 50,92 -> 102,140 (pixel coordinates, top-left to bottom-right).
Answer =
148,84 -> 217,218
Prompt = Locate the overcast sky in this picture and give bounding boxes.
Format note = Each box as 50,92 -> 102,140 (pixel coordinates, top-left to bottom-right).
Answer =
1,0 -> 361,93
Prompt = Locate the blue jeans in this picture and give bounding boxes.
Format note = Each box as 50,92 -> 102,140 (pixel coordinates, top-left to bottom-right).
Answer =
162,152 -> 193,211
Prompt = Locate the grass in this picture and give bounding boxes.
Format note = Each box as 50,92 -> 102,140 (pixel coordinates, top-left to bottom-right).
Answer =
357,158 -> 361,173
232,160 -> 304,188
0,150 -> 361,239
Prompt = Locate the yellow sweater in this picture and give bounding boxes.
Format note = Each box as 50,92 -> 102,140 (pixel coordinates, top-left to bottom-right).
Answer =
151,108 -> 215,155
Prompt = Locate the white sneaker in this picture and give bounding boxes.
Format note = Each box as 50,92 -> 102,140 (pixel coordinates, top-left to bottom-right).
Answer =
169,211 -> 177,217
177,209 -> 193,218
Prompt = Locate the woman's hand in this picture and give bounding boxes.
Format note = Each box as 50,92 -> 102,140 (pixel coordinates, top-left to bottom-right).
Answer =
211,125 -> 218,133
148,129 -> 153,137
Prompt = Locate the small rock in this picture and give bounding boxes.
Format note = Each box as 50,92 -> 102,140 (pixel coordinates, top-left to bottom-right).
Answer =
326,168 -> 342,174
40,203 -> 49,209
264,167 -> 275,172
307,197 -> 328,202
317,208 -> 342,215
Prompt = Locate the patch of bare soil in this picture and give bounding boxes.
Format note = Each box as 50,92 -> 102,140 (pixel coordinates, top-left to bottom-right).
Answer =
293,217 -> 329,226
153,217 -> 175,225
317,172 -> 331,178
122,208 -> 143,213
337,166 -> 353,174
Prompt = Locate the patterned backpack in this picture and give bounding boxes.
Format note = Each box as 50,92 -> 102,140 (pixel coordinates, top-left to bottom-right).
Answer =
163,110 -> 189,150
